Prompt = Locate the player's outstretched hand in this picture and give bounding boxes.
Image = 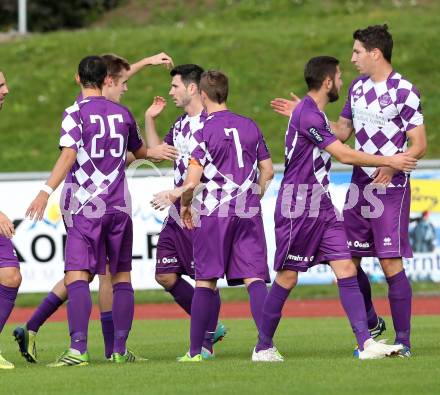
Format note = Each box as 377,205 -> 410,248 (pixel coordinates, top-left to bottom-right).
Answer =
270,92 -> 300,117
147,143 -> 178,162
151,189 -> 177,210
147,52 -> 174,69
26,191 -> 49,222
181,205 -> 195,230
0,211 -> 15,238
145,96 -> 167,119
371,167 -> 396,186
388,153 -> 417,172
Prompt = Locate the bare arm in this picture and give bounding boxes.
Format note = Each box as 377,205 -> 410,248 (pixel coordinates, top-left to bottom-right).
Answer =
257,158 -> 274,199
127,52 -> 174,79
270,92 -> 301,117
180,163 -> 204,230
325,140 -> 417,171
145,96 -> 167,148
406,125 -> 427,159
329,116 -> 354,143
0,211 -> 14,238
26,148 -> 77,221
372,124 -> 426,185
132,143 -> 177,162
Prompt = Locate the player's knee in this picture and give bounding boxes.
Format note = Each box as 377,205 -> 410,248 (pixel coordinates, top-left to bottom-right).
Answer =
380,258 -> 403,277
155,273 -> 177,289
276,270 -> 298,289
338,262 -> 357,278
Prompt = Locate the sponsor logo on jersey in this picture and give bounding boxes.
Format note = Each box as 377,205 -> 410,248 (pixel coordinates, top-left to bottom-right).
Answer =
348,240 -> 370,249
307,127 -> 323,143
287,254 -> 314,262
383,237 -> 392,246
161,256 -> 178,264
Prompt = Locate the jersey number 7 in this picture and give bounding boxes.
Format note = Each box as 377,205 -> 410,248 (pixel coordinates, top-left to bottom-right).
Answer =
224,128 -> 244,168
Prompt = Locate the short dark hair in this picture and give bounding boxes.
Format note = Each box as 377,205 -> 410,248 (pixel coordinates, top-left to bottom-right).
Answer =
170,64 -> 204,87
353,24 -> 393,63
199,70 -> 228,104
101,54 -> 130,83
304,56 -> 339,91
78,55 -> 107,89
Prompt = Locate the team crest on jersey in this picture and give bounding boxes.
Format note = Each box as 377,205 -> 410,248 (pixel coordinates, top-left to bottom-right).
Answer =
378,93 -> 392,108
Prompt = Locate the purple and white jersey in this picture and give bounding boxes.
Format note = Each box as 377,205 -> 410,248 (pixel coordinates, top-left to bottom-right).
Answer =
192,110 -> 270,216
59,96 -> 143,215
279,95 -> 337,210
163,112 -> 207,188
341,71 -> 424,186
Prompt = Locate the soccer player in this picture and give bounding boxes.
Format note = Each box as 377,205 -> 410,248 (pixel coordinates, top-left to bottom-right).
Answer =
0,70 -> 22,370
13,53 -> 177,363
253,56 -> 415,362
271,25 -> 426,357
146,64 -> 227,359
25,55 -> 159,366
178,70 -> 274,362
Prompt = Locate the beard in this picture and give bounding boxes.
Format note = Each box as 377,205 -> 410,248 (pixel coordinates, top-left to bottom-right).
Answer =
328,84 -> 339,103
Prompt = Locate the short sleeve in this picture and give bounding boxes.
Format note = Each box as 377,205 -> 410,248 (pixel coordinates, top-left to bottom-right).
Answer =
59,105 -> 82,151
127,111 -> 144,152
396,84 -> 424,133
302,112 -> 337,150
256,129 -> 271,161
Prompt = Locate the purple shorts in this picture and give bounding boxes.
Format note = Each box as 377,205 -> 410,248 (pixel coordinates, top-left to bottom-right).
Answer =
343,184 -> 412,258
64,212 -> 133,275
193,215 -> 270,286
274,207 -> 351,272
155,217 -> 194,278
0,235 -> 19,268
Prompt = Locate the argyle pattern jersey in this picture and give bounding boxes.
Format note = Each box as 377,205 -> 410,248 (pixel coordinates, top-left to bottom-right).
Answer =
341,71 -> 424,186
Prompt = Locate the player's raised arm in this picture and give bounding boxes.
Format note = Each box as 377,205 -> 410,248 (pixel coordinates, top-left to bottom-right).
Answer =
270,92 -> 300,117
127,52 -> 174,79
145,96 -> 167,147
0,211 -> 15,238
26,147 -> 77,222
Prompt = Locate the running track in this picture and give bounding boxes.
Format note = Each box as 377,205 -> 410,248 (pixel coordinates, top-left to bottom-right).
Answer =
9,297 -> 440,323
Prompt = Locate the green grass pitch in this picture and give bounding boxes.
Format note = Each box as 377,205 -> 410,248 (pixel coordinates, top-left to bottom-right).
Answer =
1,316 -> 439,394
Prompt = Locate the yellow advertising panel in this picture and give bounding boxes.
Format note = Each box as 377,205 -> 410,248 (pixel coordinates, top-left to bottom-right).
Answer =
411,179 -> 440,212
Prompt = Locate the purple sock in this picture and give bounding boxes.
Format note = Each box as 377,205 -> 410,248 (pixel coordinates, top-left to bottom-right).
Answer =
386,270 -> 412,348
66,280 -> 92,354
112,282 -> 134,355
337,276 -> 371,351
100,311 -> 114,359
202,289 -> 221,353
247,280 -> 268,331
27,292 -> 64,333
0,284 -> 18,333
167,277 -> 194,315
256,281 -> 290,352
190,287 -> 216,357
357,267 -> 379,329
